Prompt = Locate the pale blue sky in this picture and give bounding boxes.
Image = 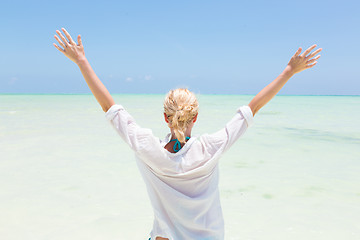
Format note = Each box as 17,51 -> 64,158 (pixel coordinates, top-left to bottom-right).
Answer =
0,0 -> 359,95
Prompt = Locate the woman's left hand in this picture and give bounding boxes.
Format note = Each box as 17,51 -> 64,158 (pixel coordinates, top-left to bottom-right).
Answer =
53,28 -> 86,64
286,44 -> 322,75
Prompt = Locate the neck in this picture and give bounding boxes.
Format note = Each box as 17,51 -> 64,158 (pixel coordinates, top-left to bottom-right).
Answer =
170,128 -> 192,140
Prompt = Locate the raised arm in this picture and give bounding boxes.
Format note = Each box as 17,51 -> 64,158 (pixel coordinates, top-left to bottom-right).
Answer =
53,28 -> 115,112
248,44 -> 322,116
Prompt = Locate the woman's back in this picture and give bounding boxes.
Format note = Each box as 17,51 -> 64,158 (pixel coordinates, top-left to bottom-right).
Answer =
105,103 -> 254,239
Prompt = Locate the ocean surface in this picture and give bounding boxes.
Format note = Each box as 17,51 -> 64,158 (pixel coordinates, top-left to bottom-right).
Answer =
0,94 -> 359,240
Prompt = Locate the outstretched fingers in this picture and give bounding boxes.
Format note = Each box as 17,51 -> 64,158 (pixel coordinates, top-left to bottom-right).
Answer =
77,34 -> 82,46
54,35 -> 66,49
53,43 -> 64,53
307,48 -> 322,59
307,55 -> 321,64
56,30 -> 69,47
61,28 -> 76,45
294,47 -> 302,57
301,44 -> 317,57
306,61 -> 317,68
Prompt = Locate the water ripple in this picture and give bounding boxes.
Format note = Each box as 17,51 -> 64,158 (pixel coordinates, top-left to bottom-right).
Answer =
282,127 -> 360,143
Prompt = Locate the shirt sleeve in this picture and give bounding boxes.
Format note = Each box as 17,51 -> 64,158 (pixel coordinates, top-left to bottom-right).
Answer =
200,105 -> 254,157
105,104 -> 154,152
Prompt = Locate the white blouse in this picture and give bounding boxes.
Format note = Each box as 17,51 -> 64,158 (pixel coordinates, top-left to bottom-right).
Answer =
105,104 -> 254,240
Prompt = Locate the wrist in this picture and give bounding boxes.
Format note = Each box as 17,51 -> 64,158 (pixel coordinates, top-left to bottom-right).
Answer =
75,57 -> 88,66
284,65 -> 296,76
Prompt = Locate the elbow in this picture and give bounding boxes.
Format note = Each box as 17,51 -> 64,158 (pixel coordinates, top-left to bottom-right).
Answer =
103,99 -> 116,113
103,105 -> 113,113
248,103 -> 258,117
252,107 -> 259,117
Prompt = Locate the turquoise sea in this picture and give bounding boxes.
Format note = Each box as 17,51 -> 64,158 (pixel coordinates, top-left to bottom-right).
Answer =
0,94 -> 359,240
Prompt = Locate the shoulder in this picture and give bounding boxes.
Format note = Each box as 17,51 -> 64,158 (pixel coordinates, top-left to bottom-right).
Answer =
195,133 -> 227,156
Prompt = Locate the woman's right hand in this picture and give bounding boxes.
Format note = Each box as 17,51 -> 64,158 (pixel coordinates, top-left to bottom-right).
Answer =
53,28 -> 86,64
286,44 -> 322,75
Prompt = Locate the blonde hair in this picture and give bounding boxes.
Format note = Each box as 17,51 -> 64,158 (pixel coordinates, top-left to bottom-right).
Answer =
164,88 -> 199,143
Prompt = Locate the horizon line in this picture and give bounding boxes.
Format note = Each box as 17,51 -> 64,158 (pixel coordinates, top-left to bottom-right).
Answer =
0,93 -> 359,96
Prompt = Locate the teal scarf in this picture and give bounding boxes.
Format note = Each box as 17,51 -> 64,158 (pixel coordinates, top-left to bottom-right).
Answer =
170,136 -> 190,152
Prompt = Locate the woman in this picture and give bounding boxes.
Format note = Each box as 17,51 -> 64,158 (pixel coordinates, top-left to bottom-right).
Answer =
53,28 -> 321,240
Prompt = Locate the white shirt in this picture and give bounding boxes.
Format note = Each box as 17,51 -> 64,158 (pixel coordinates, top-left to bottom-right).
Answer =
105,104 -> 254,240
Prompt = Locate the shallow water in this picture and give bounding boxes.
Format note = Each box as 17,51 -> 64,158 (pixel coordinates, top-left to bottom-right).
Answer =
0,94 -> 359,240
